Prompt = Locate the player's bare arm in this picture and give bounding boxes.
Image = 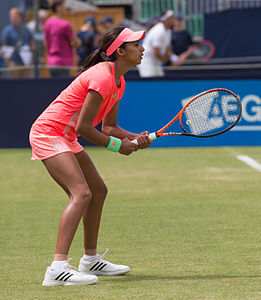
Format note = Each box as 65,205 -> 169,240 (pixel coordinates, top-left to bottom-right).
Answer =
76,90 -> 138,155
75,90 -> 111,147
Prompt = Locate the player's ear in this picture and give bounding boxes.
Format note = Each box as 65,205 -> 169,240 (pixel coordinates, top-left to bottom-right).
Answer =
116,47 -> 126,57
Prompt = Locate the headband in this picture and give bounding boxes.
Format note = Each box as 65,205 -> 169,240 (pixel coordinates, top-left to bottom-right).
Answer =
160,10 -> 174,21
106,28 -> 145,56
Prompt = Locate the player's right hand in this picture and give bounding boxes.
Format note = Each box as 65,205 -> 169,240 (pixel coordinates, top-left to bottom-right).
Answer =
118,137 -> 138,156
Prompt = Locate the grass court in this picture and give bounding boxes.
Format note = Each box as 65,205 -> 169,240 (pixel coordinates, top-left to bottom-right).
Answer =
1,146 -> 261,300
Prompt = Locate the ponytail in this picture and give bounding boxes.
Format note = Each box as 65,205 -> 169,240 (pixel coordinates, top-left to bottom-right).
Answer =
79,26 -> 126,74
80,48 -> 114,73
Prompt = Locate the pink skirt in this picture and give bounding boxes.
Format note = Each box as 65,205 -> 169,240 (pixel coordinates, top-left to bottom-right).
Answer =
29,127 -> 84,160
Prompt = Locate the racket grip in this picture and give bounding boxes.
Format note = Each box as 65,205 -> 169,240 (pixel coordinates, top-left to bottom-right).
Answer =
131,132 -> 157,145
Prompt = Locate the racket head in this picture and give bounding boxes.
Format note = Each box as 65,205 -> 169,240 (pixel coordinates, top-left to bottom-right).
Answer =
192,40 -> 216,61
179,88 -> 242,137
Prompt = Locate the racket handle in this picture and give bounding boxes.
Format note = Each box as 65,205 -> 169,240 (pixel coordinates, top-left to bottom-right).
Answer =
131,132 -> 157,145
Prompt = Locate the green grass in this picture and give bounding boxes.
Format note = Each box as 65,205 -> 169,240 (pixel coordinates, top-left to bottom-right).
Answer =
1,147 -> 261,300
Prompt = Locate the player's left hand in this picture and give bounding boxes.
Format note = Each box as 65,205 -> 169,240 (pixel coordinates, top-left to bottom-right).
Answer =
136,131 -> 152,149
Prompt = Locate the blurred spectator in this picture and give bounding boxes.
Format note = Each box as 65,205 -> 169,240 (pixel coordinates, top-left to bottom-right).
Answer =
77,15 -> 102,66
137,10 -> 176,77
0,7 -> 34,78
117,21 -> 128,27
27,9 -> 48,33
100,16 -> 114,32
44,0 -> 80,77
142,14 -> 160,33
141,14 -> 160,39
27,9 -> 48,60
143,19 -> 154,33
170,13 -> 198,66
40,0 -> 49,9
151,14 -> 160,26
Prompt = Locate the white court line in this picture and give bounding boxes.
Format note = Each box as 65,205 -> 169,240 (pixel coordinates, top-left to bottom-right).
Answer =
237,155 -> 261,173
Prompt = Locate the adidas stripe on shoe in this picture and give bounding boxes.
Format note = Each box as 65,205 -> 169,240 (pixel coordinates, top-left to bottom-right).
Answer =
78,248 -> 130,276
42,261 -> 98,286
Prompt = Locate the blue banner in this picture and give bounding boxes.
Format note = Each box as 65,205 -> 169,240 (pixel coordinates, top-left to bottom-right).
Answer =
1,78 -> 260,148
117,80 -> 261,147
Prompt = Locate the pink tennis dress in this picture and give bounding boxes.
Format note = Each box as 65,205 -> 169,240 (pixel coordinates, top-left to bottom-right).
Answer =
29,62 -> 126,160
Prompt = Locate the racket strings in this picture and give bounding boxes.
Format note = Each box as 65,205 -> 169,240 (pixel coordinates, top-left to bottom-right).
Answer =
181,91 -> 240,136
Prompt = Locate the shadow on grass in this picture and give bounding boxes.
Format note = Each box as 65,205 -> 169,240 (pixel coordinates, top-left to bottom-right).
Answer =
102,274 -> 261,283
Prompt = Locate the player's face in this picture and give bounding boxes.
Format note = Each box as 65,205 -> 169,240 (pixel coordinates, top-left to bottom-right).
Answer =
123,41 -> 145,66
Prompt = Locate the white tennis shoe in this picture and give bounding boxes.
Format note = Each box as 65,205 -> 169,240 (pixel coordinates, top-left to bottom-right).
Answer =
42,260 -> 98,286
78,248 -> 130,276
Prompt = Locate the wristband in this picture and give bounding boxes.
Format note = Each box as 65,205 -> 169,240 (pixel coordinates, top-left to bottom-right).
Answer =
170,54 -> 179,63
106,136 -> 122,152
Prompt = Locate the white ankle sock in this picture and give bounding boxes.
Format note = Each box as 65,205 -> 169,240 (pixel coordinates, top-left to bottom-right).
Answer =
51,260 -> 67,269
83,254 -> 99,262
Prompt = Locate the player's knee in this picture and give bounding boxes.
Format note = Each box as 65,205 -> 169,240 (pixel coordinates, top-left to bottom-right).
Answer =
93,183 -> 108,203
75,190 -> 92,207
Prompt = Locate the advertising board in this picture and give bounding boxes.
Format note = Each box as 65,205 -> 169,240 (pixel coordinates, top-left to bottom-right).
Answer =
118,80 -> 261,147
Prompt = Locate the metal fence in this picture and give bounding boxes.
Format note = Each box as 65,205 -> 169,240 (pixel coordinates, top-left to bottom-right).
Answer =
186,0 -> 261,14
132,0 -> 203,38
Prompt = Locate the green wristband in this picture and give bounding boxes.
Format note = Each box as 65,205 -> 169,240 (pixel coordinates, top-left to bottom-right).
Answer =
107,136 -> 122,152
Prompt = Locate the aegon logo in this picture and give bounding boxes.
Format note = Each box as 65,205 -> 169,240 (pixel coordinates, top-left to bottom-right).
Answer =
181,93 -> 261,132
241,94 -> 261,122
181,92 -> 239,135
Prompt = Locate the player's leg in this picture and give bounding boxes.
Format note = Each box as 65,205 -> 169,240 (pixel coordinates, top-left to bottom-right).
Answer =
74,149 -> 108,255
43,151 -> 92,258
41,151 -> 98,286
75,150 -> 130,276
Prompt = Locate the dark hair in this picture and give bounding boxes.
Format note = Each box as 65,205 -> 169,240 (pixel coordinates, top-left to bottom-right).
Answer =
50,0 -> 64,13
160,10 -> 167,18
80,27 -> 126,73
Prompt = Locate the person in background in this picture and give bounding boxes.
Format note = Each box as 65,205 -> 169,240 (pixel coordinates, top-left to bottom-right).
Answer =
142,14 -> 160,36
143,19 -> 154,33
100,16 -> 114,32
170,13 -> 198,66
44,0 -> 80,77
27,9 -> 48,65
29,26 -> 151,287
117,21 -> 128,27
77,15 -> 102,67
151,14 -> 160,26
0,7 -> 34,78
137,10 -> 176,77
27,9 -> 48,34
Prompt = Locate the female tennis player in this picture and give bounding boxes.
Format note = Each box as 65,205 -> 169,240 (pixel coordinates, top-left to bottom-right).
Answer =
29,27 -> 151,286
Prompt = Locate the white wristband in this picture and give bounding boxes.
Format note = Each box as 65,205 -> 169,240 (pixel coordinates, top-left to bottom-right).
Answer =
170,54 -> 179,63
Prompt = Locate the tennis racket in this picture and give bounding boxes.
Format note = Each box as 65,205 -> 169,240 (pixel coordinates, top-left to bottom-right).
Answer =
132,88 -> 242,144
192,40 -> 216,62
